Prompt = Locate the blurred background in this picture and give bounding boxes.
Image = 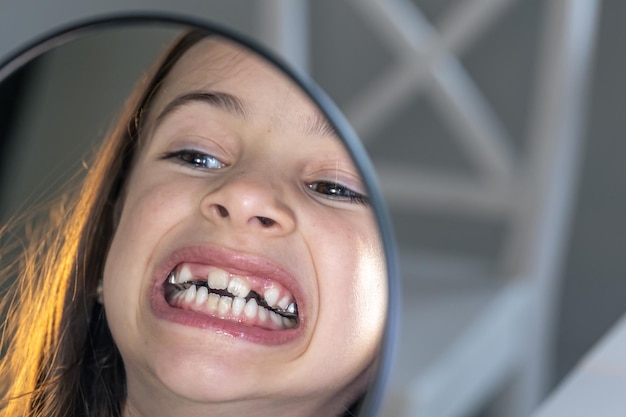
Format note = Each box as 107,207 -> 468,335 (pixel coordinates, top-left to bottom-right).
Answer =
0,1 -> 624,416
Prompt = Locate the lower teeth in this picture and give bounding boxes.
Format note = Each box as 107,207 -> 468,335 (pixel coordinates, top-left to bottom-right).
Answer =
169,282 -> 297,329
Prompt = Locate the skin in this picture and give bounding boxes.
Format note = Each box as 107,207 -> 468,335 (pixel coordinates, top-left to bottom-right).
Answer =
102,37 -> 387,417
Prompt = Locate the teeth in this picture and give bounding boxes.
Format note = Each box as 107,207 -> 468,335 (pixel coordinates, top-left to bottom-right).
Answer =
168,264 -> 298,329
208,269 -> 229,290
195,285 -> 208,306
218,296 -> 232,315
263,287 -> 280,307
227,277 -> 251,298
207,293 -> 220,311
244,298 -> 258,319
232,297 -> 246,317
277,296 -> 290,310
184,285 -> 197,303
178,265 -> 193,284
270,311 -> 283,327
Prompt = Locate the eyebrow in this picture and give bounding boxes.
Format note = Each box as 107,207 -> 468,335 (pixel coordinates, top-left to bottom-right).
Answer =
156,91 -> 248,124
155,90 -> 339,139
300,112 -> 339,138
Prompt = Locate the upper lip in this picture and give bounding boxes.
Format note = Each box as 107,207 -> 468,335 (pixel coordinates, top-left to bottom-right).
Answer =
152,244 -> 307,320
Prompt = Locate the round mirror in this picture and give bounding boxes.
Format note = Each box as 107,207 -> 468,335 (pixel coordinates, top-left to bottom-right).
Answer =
0,16 -> 398,417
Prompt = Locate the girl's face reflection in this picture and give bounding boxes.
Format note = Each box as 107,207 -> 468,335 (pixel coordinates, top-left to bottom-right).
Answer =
103,38 -> 387,416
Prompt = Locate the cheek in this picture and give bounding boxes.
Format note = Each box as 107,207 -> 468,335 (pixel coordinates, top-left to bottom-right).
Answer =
102,177 -> 196,323
340,226 -> 386,340
313,215 -> 387,365
110,176 -> 195,253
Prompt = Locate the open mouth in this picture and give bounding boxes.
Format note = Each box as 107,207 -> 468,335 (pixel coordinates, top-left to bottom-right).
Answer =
163,263 -> 299,330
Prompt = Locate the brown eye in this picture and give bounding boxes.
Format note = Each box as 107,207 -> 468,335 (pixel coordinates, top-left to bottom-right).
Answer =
308,182 -> 369,205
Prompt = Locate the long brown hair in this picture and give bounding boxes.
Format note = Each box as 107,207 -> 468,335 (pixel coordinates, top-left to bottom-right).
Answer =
0,30 -> 206,417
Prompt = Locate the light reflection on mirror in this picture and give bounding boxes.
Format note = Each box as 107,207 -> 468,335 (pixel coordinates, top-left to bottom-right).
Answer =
0,23 -> 391,417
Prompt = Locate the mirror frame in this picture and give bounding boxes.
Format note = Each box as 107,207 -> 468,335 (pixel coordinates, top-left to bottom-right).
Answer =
0,12 -> 400,417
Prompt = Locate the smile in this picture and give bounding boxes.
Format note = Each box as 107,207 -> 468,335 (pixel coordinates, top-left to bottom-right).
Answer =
164,263 -> 299,330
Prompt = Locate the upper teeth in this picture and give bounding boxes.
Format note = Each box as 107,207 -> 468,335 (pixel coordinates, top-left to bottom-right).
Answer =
208,268 -> 229,290
263,287 -> 280,306
178,264 -> 193,283
227,277 -> 250,298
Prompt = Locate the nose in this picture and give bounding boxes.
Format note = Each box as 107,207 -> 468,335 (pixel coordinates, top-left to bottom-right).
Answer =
200,174 -> 296,235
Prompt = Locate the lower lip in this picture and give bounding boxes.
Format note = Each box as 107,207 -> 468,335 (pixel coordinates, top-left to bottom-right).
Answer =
150,283 -> 303,345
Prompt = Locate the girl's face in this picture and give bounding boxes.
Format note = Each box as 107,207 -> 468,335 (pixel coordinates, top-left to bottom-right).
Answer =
103,38 -> 387,417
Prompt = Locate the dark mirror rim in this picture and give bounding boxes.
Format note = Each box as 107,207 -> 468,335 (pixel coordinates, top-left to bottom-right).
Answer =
0,12 -> 401,417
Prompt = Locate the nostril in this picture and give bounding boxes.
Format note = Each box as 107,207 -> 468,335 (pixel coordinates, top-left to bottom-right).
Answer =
217,205 -> 229,218
256,216 -> 276,227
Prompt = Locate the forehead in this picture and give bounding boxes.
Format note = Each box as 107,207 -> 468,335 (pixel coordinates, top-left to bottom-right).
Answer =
166,37 -> 265,88
152,37 -> 325,125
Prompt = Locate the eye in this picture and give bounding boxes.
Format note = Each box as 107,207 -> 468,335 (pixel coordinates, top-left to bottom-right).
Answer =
308,181 -> 369,205
161,149 -> 226,170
